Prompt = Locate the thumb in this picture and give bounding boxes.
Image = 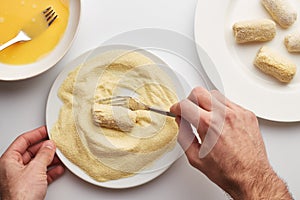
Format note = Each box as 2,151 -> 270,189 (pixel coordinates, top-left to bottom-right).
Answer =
33,140 -> 56,167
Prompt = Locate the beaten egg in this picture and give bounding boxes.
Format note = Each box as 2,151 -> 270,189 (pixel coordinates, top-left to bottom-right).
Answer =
0,0 -> 69,65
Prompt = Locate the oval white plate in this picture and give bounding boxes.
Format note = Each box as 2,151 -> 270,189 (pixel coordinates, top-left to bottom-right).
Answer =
0,0 -> 81,81
195,0 -> 300,122
46,45 -> 186,189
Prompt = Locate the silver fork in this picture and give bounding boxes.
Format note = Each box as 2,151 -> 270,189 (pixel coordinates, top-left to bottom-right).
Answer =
0,7 -> 58,51
98,96 -> 176,118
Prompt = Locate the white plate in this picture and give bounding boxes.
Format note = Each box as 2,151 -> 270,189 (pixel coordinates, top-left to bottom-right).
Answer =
46,45 -> 185,189
195,0 -> 300,122
0,0 -> 81,81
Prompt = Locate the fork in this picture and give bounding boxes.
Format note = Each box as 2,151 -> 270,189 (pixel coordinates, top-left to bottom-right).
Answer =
0,7 -> 58,51
98,96 -> 176,118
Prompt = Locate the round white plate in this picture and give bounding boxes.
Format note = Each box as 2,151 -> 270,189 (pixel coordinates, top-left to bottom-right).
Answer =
0,0 -> 81,81
195,0 -> 300,122
46,45 -> 186,189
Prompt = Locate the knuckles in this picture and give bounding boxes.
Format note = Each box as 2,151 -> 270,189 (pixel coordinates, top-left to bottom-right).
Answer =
245,110 -> 257,121
191,87 -> 205,96
225,110 -> 238,123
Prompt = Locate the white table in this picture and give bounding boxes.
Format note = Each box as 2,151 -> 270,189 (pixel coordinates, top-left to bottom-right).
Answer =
1,1 -> 300,199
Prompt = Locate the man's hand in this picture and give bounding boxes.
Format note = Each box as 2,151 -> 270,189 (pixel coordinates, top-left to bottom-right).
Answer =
0,126 -> 65,200
171,87 -> 292,200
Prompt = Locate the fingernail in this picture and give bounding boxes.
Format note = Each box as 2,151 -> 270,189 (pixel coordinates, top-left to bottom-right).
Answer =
44,140 -> 55,150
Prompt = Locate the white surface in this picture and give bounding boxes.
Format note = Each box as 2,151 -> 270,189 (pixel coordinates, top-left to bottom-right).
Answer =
0,0 -> 300,199
195,0 -> 300,122
0,0 -> 81,81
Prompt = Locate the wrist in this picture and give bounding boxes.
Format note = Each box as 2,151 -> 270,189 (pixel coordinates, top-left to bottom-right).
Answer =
229,168 -> 292,200
1,191 -> 19,200
1,187 -> 29,200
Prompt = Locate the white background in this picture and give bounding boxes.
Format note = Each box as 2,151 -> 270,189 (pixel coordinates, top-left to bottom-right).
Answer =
1,0 -> 300,199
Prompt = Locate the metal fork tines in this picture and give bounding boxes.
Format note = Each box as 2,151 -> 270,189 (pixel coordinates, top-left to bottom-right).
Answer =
0,7 -> 58,51
43,7 -> 58,26
98,96 -> 176,118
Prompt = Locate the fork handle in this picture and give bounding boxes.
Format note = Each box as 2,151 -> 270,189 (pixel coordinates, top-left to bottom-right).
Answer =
0,31 -> 31,51
148,107 -> 176,118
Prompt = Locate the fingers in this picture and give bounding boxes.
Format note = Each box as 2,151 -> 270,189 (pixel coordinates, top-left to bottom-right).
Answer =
188,87 -> 234,112
22,141 -> 61,165
171,87 -> 228,148
188,87 -> 213,111
22,141 -> 44,165
47,165 -> 65,184
210,90 -> 234,109
174,116 -> 202,169
171,99 -> 209,128
26,142 -> 64,184
184,139 -> 202,170
175,116 -> 202,167
33,140 -> 56,167
171,99 -> 210,140
47,154 -> 65,184
7,126 -> 48,155
51,155 -> 63,166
